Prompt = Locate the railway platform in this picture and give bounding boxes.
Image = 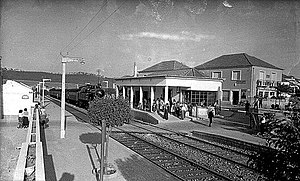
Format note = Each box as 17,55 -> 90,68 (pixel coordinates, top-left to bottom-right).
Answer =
1,98 -> 267,181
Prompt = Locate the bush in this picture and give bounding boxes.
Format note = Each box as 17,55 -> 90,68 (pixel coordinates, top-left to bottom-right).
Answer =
88,96 -> 132,127
248,115 -> 300,181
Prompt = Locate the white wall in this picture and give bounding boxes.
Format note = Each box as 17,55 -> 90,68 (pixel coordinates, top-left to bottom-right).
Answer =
116,77 -> 222,92
165,78 -> 222,91
3,80 -> 34,116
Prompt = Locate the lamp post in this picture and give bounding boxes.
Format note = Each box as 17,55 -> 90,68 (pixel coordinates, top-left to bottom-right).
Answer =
97,69 -> 101,85
42,78 -> 51,107
38,82 -> 43,103
60,53 -> 85,139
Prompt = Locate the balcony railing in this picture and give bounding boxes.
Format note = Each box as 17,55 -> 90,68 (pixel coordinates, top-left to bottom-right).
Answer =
256,80 -> 279,88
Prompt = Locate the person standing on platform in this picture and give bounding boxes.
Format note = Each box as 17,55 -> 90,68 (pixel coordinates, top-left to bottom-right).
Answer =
156,98 -> 160,113
152,99 -> 157,112
40,106 -> 47,128
170,102 -> 175,116
260,116 -> 266,135
17,110 -> 23,128
207,106 -> 214,127
181,102 -> 188,120
163,103 -> 169,120
214,101 -> 219,115
245,100 -> 250,115
160,98 -> 164,111
259,98 -> 263,108
33,104 -> 38,120
22,108 -> 29,128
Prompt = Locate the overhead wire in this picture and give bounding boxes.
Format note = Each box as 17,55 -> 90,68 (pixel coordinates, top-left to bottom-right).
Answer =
60,0 -> 109,54
68,1 -> 126,52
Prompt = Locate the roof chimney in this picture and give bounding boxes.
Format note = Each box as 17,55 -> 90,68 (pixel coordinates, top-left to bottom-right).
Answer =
133,62 -> 137,77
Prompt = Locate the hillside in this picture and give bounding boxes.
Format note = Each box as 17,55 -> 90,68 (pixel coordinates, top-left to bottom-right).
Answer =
2,69 -> 115,85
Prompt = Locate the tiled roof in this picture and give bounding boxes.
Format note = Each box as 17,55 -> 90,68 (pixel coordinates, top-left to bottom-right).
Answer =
146,68 -> 208,78
140,60 -> 191,73
138,60 -> 208,78
195,53 -> 283,70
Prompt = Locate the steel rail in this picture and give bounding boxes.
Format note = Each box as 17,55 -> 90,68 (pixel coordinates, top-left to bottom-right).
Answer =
130,119 -> 259,156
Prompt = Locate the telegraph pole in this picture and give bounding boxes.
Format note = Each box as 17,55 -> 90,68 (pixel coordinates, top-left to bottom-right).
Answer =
97,69 -> 102,85
42,78 -> 51,107
0,56 -> 3,119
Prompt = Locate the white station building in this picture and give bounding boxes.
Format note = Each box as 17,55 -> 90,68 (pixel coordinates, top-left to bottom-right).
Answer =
2,80 -> 34,118
116,60 -> 223,114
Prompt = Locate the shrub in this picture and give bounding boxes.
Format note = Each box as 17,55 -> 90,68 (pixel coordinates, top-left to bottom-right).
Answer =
88,96 -> 132,127
248,114 -> 300,181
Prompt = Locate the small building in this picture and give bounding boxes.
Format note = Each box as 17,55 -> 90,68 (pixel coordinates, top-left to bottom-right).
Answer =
195,53 -> 283,106
2,80 -> 34,119
116,60 -> 223,112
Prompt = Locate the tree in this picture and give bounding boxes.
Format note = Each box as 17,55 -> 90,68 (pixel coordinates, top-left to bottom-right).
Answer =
248,114 -> 300,180
88,96 -> 132,178
289,96 -> 300,110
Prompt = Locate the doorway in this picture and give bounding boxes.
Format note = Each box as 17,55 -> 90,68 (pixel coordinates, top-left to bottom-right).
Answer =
232,91 -> 239,105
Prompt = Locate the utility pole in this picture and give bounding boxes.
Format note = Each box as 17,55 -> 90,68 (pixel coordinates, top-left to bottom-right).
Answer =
97,69 -> 102,85
42,78 -> 51,107
60,53 -> 85,139
0,56 -> 3,119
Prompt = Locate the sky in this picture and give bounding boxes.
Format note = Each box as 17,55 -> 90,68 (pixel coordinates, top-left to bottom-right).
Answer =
1,0 -> 300,78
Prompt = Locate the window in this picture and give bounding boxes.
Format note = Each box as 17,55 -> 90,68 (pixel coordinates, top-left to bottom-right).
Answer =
259,71 -> 265,80
212,71 -> 221,78
232,71 -> 241,80
191,91 -> 217,106
271,72 -> 277,81
241,89 -> 247,99
259,91 -> 263,97
112,83 -> 116,89
22,95 -> 29,99
102,81 -> 108,88
222,90 -> 230,101
264,92 -> 269,98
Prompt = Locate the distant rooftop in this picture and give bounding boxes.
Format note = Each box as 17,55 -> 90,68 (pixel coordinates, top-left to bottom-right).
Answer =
140,60 -> 191,73
195,53 -> 283,70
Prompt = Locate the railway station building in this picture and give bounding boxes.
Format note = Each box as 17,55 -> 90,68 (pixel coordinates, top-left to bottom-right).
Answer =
194,53 -> 283,107
115,60 -> 223,113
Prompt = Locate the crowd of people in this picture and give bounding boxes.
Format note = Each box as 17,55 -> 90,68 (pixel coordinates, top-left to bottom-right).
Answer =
136,97 -> 217,126
151,98 -> 191,120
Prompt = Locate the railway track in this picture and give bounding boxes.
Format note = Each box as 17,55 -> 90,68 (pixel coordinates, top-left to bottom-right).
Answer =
48,97 -> 266,180
112,122 -> 265,181
110,132 -> 229,181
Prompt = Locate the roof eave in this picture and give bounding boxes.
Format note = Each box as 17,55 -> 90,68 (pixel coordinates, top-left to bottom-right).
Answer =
139,67 -> 192,73
195,65 -> 252,70
116,74 -> 216,81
